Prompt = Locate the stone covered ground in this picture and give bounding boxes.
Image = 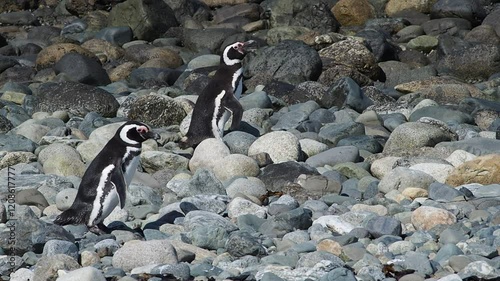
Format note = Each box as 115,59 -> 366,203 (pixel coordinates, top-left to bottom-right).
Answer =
0,0 -> 500,280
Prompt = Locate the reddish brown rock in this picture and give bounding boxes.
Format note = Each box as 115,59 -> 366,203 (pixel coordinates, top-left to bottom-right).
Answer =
332,0 -> 375,26
446,154 -> 500,186
411,206 -> 456,231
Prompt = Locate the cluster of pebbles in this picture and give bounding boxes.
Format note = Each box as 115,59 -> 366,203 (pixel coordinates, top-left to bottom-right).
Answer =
0,0 -> 500,280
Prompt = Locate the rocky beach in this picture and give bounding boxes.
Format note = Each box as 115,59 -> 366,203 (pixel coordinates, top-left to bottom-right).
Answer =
0,0 -> 500,280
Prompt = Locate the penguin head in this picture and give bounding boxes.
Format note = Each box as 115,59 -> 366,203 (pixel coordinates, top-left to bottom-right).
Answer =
117,121 -> 160,145
222,40 -> 256,66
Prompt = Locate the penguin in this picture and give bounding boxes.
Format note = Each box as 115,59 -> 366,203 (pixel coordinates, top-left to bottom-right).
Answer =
54,121 -> 160,234
180,40 -> 256,148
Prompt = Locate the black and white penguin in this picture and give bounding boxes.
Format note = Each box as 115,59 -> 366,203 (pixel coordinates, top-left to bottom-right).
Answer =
54,121 -> 160,234
180,40 -> 256,148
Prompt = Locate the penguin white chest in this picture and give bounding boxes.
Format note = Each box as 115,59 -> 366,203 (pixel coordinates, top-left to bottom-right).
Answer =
123,147 -> 141,186
88,164 -> 121,226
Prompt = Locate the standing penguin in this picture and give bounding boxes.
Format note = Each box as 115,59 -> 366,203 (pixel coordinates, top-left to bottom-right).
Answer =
180,40 -> 256,148
54,121 -> 159,234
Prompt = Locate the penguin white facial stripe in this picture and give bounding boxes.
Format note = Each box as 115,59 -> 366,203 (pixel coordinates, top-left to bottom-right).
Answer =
88,164 -> 115,226
119,124 -> 141,145
223,44 -> 241,66
213,91 -> 226,138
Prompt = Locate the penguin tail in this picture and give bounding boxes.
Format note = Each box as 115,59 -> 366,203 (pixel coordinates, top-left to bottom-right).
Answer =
54,208 -> 87,226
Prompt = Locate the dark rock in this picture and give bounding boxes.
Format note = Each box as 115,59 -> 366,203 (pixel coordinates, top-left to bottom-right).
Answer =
337,135 -> 383,153
94,26 -> 134,46
262,0 -> 339,34
108,0 -> 178,41
428,182 -> 465,202
225,230 -> 265,257
258,161 -> 319,193
0,56 -> 19,73
436,42 -> 500,82
54,53 -> 111,86
259,207 -> 313,238
409,106 -> 474,125
309,108 -> 336,124
318,122 -> 365,146
320,267 -> 357,281
175,168 -> 225,198
0,11 -> 38,25
223,131 -> 257,155
364,216 -> 402,238
246,40 -> 322,85
127,94 -> 186,127
0,219 -> 74,255
421,18 -> 471,36
35,81 -> 119,117
0,65 -> 36,85
430,0 -> 486,26
128,68 -> 182,88
328,77 -> 374,113
0,134 -> 36,152
190,226 -> 228,250
356,28 -> 400,62
482,8 -> 500,38
282,81 -> 329,106
27,26 -> 61,44
435,137 -> 500,156
0,115 -> 13,133
378,61 -> 437,89
318,65 -> 373,88
183,28 -> 240,53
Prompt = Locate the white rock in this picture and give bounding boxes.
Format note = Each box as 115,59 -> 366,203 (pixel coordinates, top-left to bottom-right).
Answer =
55,188 -> 78,211
10,268 -> 34,281
299,138 -> 329,158
227,197 -> 267,219
370,156 -> 401,179
13,121 -> 51,143
313,215 -> 355,235
189,138 -> 230,172
213,154 -> 260,181
248,131 -> 300,163
445,149 -> 477,167
226,177 -> 267,199
56,266 -> 106,281
437,274 -> 462,281
112,240 -> 178,272
409,162 -> 455,183
38,143 -> 82,165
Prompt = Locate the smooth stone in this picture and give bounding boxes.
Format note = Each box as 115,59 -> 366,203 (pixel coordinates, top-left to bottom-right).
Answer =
228,197 -> 267,219
378,167 -> 435,193
411,206 -> 457,231
112,240 -> 177,272
213,154 -> 260,181
305,146 -> 359,168
226,177 -> 267,199
248,131 -> 301,163
223,131 -> 257,155
318,122 -> 365,146
57,266 -> 106,281
189,138 -> 230,172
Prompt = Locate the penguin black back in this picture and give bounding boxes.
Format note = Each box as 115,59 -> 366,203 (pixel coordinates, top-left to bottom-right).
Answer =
180,40 -> 256,149
54,121 -> 159,234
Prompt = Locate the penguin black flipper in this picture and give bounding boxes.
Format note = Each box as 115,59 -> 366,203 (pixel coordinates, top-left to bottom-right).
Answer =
110,165 -> 127,209
223,93 -> 243,131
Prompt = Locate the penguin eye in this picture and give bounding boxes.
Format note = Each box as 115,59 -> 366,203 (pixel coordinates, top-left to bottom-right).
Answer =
233,45 -> 238,49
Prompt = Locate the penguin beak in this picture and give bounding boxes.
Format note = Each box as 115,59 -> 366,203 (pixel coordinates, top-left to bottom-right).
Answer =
141,130 -> 160,141
242,40 -> 258,53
